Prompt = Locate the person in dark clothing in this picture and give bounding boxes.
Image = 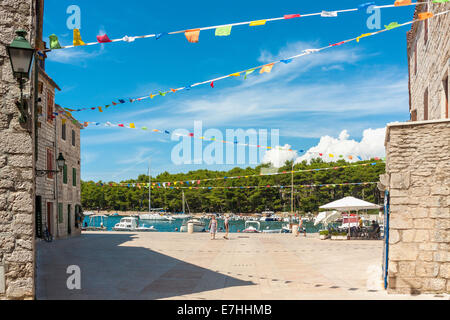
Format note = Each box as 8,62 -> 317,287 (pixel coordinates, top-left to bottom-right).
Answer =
369,220 -> 380,239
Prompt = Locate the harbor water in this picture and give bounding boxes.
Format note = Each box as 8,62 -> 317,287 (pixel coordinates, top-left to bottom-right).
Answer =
83,216 -> 324,233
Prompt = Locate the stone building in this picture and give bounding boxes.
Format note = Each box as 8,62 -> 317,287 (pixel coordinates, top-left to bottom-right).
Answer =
0,0 -> 38,299
35,67 -> 83,240
382,2 -> 450,294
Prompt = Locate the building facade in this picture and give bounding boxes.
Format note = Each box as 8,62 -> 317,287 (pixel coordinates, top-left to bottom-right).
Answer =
0,0 -> 37,299
382,2 -> 450,294
35,67 -> 83,241
408,1 -> 449,121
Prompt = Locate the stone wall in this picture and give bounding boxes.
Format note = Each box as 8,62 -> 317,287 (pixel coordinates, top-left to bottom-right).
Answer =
408,2 -> 450,121
0,0 -> 36,299
385,120 -> 450,294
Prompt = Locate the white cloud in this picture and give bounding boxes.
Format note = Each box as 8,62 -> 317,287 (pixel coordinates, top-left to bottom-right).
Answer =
46,47 -> 104,65
295,128 -> 386,163
262,144 -> 297,168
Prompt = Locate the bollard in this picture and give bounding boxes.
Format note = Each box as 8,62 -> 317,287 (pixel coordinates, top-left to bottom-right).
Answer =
292,225 -> 299,237
187,222 -> 194,234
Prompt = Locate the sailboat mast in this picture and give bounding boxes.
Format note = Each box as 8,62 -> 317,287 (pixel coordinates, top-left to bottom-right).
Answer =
182,191 -> 185,214
148,159 -> 151,212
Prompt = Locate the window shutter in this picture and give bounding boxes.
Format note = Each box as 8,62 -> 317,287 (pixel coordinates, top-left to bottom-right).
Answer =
58,203 -> 63,223
73,168 -> 77,186
63,165 -> 68,184
47,149 -> 54,179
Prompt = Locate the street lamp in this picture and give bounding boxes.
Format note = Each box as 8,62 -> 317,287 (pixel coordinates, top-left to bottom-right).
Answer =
6,30 -> 35,124
7,30 -> 34,79
36,153 -> 66,177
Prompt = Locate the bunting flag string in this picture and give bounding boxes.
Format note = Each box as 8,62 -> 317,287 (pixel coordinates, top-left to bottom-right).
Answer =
45,1 -> 434,52
88,162 -> 383,188
79,120 -> 385,162
62,8 -> 449,114
87,181 -> 379,190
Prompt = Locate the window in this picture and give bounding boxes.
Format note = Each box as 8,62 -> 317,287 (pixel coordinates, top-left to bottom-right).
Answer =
424,19 -> 428,45
62,122 -> 66,140
63,165 -> 68,184
73,168 -> 77,187
46,148 -> 54,179
47,90 -> 54,123
58,203 -> 63,224
424,88 -> 428,121
38,81 -> 43,94
444,75 -> 449,119
72,130 -> 75,146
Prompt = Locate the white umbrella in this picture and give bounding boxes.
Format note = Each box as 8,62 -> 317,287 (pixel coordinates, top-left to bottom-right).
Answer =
320,196 -> 381,211
320,197 -> 381,237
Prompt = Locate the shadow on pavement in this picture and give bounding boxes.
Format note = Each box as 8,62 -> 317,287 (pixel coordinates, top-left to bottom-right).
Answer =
36,233 -> 253,300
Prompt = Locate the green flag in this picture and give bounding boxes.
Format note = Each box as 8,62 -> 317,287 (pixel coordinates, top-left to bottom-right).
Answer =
244,69 -> 255,79
432,0 -> 449,3
384,22 -> 400,30
215,25 -> 232,36
49,34 -> 62,49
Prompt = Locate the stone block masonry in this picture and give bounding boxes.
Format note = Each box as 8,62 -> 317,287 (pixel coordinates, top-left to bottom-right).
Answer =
384,120 -> 450,294
0,0 -> 37,299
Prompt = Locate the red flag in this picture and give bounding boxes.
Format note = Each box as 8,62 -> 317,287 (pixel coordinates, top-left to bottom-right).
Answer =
284,14 -> 301,19
210,81 -> 214,88
118,124 -> 124,127
97,34 -> 112,43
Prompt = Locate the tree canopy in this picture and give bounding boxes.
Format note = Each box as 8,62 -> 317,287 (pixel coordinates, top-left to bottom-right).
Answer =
81,158 -> 385,214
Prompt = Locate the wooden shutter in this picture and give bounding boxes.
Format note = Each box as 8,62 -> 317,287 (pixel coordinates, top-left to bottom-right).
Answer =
63,165 -> 68,184
444,76 -> 449,119
411,109 -> 417,121
47,149 -> 54,179
73,168 -> 77,186
424,19 -> 428,45
47,90 -> 54,123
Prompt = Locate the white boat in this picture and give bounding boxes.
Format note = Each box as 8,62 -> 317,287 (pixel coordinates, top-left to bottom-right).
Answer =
179,219 -> 206,232
140,213 -> 169,221
173,214 -> 192,219
243,221 -> 261,233
83,214 -> 108,231
113,217 -> 157,232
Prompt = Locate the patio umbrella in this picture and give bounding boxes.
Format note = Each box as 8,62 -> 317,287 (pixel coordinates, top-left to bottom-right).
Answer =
320,197 -> 381,237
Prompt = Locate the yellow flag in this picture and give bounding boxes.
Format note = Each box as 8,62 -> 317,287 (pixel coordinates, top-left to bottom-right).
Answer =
356,33 -> 372,42
249,20 -> 267,26
73,29 -> 85,46
62,119 -> 67,125
98,107 -> 103,113
260,63 -> 274,74
150,94 -> 155,99
230,73 -> 241,77
130,123 -> 136,129
329,154 -> 334,158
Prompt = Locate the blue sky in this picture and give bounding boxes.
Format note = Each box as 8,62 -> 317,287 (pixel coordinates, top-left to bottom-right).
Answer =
43,0 -> 415,182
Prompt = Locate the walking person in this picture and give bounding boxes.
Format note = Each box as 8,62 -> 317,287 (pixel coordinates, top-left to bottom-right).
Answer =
223,215 -> 230,240
209,215 -> 217,240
